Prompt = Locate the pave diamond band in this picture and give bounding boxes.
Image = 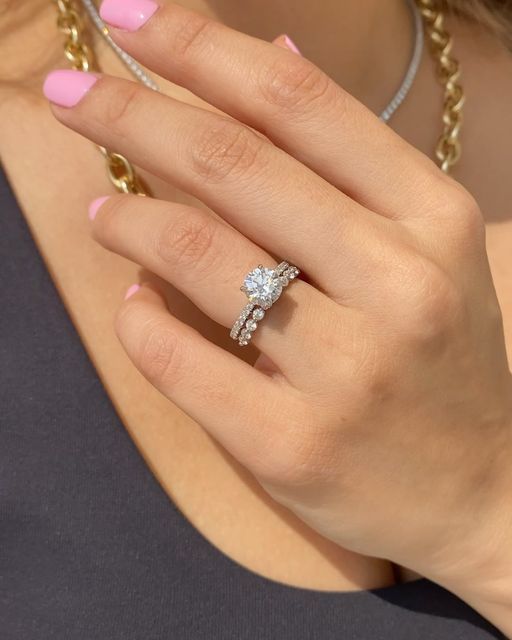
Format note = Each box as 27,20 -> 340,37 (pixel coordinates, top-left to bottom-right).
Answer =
230,261 -> 300,346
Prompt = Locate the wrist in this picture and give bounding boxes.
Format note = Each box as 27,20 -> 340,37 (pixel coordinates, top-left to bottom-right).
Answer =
435,410 -> 512,636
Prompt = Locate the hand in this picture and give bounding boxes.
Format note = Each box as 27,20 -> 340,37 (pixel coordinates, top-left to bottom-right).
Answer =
43,0 -> 512,631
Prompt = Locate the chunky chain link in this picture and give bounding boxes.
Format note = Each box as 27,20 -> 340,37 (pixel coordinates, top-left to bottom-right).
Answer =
54,0 -> 463,182
54,0 -> 147,194
416,0 -> 465,173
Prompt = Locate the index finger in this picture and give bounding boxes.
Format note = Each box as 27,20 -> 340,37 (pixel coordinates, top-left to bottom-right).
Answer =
99,0 -> 452,221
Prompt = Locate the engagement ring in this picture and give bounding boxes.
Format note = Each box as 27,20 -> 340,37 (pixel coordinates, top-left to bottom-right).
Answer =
230,261 -> 300,346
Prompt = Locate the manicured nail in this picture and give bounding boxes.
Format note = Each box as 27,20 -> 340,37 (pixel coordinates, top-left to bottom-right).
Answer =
124,284 -> 141,300
43,70 -> 98,107
100,0 -> 159,32
283,34 -> 302,56
88,196 -> 110,221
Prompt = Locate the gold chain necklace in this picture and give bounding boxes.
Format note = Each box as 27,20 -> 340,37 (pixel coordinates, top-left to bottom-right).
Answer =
53,0 -> 465,196
417,0 -> 465,173
55,0 -> 147,194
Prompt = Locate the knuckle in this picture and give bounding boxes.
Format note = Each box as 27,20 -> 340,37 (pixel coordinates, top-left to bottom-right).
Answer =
154,211 -> 218,276
190,118 -> 267,183
485,293 -> 505,335
255,444 -> 311,487
258,56 -> 334,114
399,259 -> 464,345
352,336 -> 393,402
136,318 -> 183,388
447,183 -> 485,244
254,415 -> 334,487
172,12 -> 216,61
103,83 -> 143,134
152,213 -> 217,278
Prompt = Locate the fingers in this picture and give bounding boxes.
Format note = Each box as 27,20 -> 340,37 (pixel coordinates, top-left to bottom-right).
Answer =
116,283 -> 300,477
98,0 -> 452,221
44,71 -> 397,301
91,194 -> 342,381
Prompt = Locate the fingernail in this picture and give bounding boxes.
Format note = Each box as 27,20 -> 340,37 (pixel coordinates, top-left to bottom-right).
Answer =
100,0 -> 159,32
89,196 -> 110,221
283,34 -> 302,56
43,70 -> 98,107
124,284 -> 141,300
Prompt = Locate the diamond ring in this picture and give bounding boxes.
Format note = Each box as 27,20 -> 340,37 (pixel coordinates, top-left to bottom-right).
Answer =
230,261 -> 300,346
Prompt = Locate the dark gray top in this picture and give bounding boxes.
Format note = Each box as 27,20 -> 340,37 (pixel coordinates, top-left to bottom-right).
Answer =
0,165 -> 505,639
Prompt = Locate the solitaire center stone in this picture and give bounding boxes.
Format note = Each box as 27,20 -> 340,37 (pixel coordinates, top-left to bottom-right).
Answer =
243,267 -> 282,309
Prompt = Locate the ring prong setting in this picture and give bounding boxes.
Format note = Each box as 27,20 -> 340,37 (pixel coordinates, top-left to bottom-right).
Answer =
232,260 -> 300,346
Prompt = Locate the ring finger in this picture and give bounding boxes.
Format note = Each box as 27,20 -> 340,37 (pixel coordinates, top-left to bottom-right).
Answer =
91,194 -> 349,382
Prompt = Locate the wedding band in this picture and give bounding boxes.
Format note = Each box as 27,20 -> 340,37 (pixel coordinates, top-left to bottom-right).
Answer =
230,261 -> 300,346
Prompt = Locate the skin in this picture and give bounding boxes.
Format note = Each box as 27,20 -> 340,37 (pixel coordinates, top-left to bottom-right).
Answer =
1,0 -> 512,632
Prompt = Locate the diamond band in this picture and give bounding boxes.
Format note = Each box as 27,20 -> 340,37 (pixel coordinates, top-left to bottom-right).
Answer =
230,261 -> 300,346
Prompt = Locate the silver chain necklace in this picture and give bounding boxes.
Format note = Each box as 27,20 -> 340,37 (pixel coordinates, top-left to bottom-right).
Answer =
80,0 -> 424,123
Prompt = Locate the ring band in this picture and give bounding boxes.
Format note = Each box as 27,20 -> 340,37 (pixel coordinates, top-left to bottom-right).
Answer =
230,261 -> 300,346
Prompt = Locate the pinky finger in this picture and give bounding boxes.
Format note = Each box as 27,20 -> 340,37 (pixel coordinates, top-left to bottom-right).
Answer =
115,284 -> 294,474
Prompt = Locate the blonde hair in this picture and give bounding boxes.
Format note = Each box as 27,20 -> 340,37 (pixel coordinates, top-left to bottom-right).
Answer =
440,0 -> 512,47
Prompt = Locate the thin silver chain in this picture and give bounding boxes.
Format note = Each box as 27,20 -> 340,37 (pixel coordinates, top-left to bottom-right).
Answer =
80,0 -> 159,90
79,0 -> 423,122
380,0 -> 424,122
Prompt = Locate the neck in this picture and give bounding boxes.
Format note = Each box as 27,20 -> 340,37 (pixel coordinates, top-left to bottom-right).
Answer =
198,0 -> 413,113
0,1 -> 59,88
0,0 -> 413,116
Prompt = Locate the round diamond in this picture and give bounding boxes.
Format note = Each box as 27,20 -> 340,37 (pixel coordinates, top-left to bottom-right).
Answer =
245,319 -> 257,332
243,267 -> 282,309
252,308 -> 265,321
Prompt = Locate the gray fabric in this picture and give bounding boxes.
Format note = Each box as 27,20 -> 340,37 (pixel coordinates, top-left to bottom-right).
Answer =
0,165 -> 505,639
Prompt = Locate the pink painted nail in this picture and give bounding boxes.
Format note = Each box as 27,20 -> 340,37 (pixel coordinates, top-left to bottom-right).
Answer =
124,284 -> 141,300
43,70 -> 98,107
283,34 -> 302,56
100,0 -> 159,32
88,196 -> 110,221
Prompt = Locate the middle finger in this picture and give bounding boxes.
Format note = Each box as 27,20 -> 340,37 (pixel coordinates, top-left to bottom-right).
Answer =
44,70 -> 396,303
